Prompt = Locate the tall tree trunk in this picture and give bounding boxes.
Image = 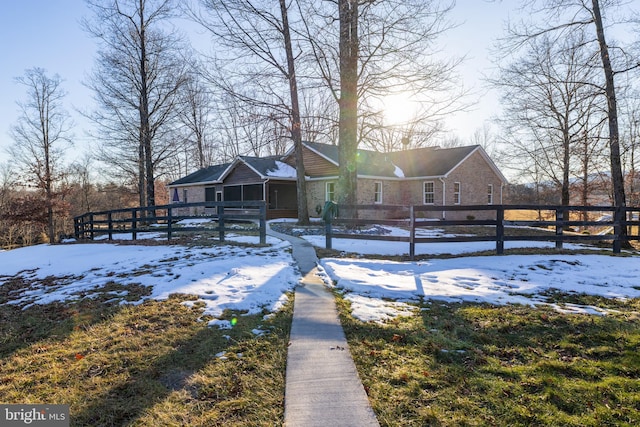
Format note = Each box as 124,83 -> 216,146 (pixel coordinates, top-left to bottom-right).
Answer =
591,0 -> 628,244
279,0 -> 309,225
582,134 -> 589,223
43,118 -> 55,243
338,0 -> 359,213
138,127 -> 146,208
562,126 -> 570,205
139,0 -> 155,208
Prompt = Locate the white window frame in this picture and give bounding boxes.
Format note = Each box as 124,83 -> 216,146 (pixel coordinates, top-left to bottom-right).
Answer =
453,182 -> 461,205
326,182 -> 336,202
423,181 -> 435,204
487,184 -> 494,205
374,181 -> 383,204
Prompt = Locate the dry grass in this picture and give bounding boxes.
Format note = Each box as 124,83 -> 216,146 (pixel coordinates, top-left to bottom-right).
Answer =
0,280 -> 293,426
337,295 -> 640,426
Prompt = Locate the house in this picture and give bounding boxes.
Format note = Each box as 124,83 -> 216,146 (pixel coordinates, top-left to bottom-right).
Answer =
168,141 -> 508,220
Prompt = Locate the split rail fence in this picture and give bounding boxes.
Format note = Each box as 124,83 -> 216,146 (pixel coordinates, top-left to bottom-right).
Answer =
324,204 -> 640,259
74,201 -> 267,244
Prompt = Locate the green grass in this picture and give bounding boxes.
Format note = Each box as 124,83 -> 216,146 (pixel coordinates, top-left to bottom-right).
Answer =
0,281 -> 292,426
336,295 -> 640,426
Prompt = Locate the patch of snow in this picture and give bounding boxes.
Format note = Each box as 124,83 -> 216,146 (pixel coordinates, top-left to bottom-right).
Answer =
392,163 -> 405,178
344,294 -> 416,324
266,161 -> 297,178
0,241 -> 298,321
321,254 -> 640,323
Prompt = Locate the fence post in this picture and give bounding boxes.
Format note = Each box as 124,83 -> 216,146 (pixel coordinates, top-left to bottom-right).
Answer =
217,204 -> 225,242
613,206 -> 622,254
74,217 -> 80,240
325,214 -> 332,250
108,212 -> 113,241
131,209 -> 137,241
555,208 -> 564,250
496,206 -> 504,255
167,206 -> 173,241
409,205 -> 415,260
259,203 -> 266,244
89,213 -> 95,240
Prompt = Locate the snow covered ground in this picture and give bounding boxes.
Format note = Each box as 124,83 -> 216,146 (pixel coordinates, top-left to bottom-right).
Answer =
1,223 -> 639,326
0,240 -> 298,326
319,254 -> 640,323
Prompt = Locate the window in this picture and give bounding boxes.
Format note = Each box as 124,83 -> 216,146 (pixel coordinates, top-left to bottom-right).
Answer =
423,181 -> 434,204
326,182 -> 336,202
487,184 -> 494,205
205,187 -> 216,202
453,182 -> 461,205
182,189 -> 188,204
374,182 -> 383,204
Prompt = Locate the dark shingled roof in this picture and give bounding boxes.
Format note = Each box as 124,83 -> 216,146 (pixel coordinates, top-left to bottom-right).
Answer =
240,156 -> 295,178
170,142 -> 487,186
303,141 -> 479,178
388,145 -> 478,177
169,162 -> 231,186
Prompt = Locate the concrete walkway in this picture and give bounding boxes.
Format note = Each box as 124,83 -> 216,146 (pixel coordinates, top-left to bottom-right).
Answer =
267,226 -> 380,427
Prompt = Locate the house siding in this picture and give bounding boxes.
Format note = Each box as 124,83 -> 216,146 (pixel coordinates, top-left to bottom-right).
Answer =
307,180 -> 332,216
443,150 -> 503,220
288,146 -> 339,176
224,163 -> 263,185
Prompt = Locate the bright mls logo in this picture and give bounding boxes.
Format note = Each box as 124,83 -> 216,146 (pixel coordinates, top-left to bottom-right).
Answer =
1,405 -> 69,426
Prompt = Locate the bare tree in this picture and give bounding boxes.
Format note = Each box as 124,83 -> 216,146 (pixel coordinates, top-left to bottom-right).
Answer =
298,0 -> 462,203
190,0 -> 310,224
500,0 -> 639,245
9,68 -> 72,243
178,70 -> 217,170
492,31 -> 604,205
84,0 -> 188,208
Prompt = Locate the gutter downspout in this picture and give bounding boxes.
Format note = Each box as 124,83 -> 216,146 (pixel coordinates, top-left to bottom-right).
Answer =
439,177 -> 446,220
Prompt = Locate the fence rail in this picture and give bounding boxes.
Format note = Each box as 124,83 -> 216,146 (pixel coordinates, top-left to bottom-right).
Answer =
325,204 -> 640,259
74,201 -> 267,244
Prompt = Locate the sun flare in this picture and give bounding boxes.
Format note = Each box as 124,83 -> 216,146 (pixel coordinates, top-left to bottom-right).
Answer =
381,93 -> 419,127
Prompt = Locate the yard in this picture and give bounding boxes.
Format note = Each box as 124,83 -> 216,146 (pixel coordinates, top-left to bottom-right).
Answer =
0,226 -> 639,426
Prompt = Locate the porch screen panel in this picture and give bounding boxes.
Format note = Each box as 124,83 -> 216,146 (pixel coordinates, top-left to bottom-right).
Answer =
243,184 -> 263,201
224,185 -> 242,201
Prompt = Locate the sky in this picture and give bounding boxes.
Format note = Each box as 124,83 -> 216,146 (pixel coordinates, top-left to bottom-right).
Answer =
1,221 -> 639,325
0,0 -> 517,166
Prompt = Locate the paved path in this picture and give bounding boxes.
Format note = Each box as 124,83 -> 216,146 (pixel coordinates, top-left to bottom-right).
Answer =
267,226 -> 380,427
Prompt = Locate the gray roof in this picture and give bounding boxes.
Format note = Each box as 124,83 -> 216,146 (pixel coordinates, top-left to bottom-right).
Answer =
388,145 -> 479,177
240,156 -> 295,178
170,142 -> 500,186
303,141 -> 481,178
169,162 -> 231,186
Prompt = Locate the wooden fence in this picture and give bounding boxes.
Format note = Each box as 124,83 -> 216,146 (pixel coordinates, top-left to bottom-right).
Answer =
324,204 -> 640,259
74,201 -> 267,244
